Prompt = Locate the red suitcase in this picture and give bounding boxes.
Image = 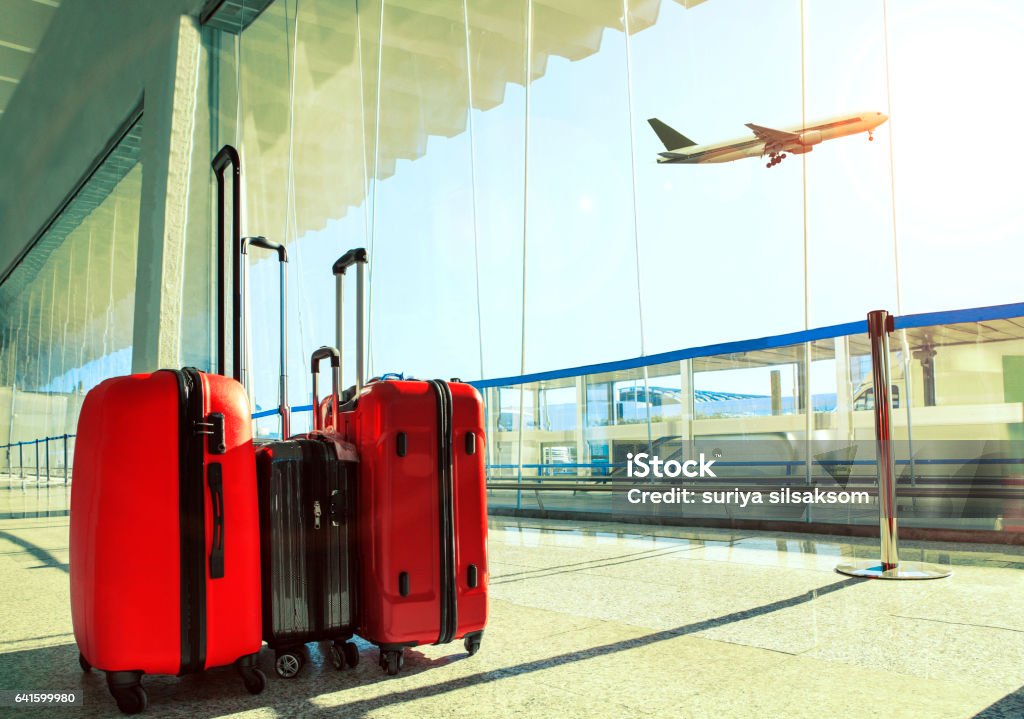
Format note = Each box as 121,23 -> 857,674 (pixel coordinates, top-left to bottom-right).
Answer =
70,369 -> 265,712
332,249 -> 488,675
69,146 -> 265,714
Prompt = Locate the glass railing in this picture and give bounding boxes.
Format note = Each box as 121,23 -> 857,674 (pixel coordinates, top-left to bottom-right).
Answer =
472,302 -> 1024,535
6,301 -> 1024,537
1,434 -> 76,484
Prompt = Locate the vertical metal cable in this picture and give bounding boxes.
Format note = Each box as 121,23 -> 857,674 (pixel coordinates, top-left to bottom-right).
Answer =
366,0 -> 386,378
61,249 -> 73,422
79,229 -> 94,386
622,0 -> 651,451
883,1 -> 913,485
800,0 -> 812,496
283,0 -> 310,425
234,20 -> 246,403
105,196 -> 118,379
800,0 -> 808,331
234,18 -> 244,229
181,39 -> 202,368
354,0 -> 372,389
46,267 -> 56,394
45,268 -> 57,443
26,291 -> 36,393
621,0 -> 645,358
463,0 -> 485,381
515,0 -> 533,507
885,0 -> 915,483
5,328 -> 16,451
882,0 -> 902,315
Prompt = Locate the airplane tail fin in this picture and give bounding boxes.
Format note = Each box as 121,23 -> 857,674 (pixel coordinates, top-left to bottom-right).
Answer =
648,118 -> 697,150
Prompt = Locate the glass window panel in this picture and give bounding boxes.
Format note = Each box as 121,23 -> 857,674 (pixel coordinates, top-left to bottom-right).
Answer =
887,2 -> 1024,314
628,0 -> 804,353
525,9 -> 641,373
0,119 -> 142,454
803,2 -> 896,326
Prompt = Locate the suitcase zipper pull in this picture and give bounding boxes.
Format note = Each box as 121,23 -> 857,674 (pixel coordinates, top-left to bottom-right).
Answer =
313,500 -> 322,530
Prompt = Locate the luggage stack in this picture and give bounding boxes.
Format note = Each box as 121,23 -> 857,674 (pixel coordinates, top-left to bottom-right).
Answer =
68,145 -> 488,714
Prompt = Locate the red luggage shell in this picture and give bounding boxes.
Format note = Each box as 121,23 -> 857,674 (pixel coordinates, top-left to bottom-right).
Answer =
70,370 -> 262,675
343,379 -> 488,648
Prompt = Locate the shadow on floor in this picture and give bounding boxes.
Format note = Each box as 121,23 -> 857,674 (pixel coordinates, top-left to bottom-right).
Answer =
974,686 -> 1024,718
0,577 -> 863,717
492,542 -> 705,585
0,530 -> 68,573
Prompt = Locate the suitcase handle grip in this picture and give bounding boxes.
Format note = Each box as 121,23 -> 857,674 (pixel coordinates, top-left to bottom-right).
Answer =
311,346 -> 341,432
310,345 -> 340,373
212,145 -> 240,379
333,248 -> 367,396
208,463 -> 225,579
241,236 -> 288,262
332,248 -> 367,275
239,236 -> 290,438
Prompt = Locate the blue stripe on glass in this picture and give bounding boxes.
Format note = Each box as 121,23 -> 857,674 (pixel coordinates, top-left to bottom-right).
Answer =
471,301 -> 1024,390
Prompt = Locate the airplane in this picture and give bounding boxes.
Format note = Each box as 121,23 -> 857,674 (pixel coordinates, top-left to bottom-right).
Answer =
648,111 -> 888,168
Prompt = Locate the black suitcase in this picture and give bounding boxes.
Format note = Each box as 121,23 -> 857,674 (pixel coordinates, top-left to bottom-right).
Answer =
256,451 -> 358,676
236,233 -> 360,678
255,347 -> 359,678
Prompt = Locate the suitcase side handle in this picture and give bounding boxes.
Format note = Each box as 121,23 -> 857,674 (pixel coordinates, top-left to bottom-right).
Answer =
333,248 -> 367,396
207,463 -> 225,579
212,145 -> 240,380
240,235 -> 290,438
311,346 -> 341,432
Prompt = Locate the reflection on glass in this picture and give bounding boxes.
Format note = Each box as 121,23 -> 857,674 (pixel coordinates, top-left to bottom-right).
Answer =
0,126 -> 143,459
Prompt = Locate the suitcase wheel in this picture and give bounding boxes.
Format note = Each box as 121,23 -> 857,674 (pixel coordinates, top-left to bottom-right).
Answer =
379,649 -> 404,676
330,641 -> 360,670
275,650 -> 304,679
78,652 -> 91,673
241,667 -> 267,695
107,672 -> 147,715
464,634 -> 482,657
343,641 -> 360,669
329,644 -> 345,670
112,686 -> 148,715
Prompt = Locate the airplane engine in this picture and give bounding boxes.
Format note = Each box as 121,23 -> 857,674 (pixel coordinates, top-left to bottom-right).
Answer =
798,130 -> 822,146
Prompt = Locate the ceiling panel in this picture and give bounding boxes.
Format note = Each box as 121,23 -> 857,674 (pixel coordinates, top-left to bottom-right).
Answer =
0,0 -> 60,115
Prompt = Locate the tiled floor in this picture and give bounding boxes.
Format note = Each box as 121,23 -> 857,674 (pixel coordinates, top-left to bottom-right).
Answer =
2,477 -> 1023,718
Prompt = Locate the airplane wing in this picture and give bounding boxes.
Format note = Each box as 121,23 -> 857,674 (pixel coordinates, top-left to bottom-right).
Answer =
745,123 -> 800,154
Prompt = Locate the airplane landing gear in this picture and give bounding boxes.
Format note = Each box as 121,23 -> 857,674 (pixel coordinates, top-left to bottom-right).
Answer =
868,132 -> 874,141
766,152 -> 787,168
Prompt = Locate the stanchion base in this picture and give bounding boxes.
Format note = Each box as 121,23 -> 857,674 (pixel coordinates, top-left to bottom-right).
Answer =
835,560 -> 951,580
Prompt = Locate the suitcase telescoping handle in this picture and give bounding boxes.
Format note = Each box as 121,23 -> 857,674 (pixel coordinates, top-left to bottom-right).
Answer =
240,236 -> 290,438
333,248 -> 368,395
212,145 -> 241,380
310,346 -> 341,432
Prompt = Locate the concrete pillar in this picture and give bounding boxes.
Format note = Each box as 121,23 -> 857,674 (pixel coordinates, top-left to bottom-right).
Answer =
131,16 -> 204,372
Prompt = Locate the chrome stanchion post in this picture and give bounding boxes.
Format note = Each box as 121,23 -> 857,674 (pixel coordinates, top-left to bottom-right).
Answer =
45,436 -> 50,483
836,310 -> 951,580
18,442 -> 24,478
63,434 -> 69,484
34,439 -> 40,483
